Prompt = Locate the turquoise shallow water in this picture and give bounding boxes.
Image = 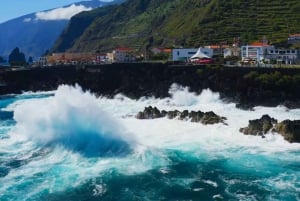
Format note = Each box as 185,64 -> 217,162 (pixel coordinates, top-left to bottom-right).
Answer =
0,86 -> 299,201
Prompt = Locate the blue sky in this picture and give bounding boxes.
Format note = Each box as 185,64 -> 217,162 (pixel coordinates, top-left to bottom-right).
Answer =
0,0 -> 111,23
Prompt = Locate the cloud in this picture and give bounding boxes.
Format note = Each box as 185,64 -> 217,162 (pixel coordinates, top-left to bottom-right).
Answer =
23,18 -> 32,22
35,4 -> 92,21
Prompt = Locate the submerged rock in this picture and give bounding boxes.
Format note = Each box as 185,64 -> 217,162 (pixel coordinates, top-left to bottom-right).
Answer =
136,106 -> 227,125
273,120 -> 300,143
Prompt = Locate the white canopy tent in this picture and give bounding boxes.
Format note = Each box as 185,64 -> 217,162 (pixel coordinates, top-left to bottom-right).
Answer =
190,47 -> 213,59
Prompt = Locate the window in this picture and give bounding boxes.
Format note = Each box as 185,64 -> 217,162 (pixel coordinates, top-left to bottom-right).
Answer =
177,51 -> 180,56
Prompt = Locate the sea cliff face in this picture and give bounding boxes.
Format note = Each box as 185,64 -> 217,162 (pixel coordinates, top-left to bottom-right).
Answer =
0,63 -> 300,108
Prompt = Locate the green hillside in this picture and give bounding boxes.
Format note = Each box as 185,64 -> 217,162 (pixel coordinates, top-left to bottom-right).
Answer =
52,0 -> 300,53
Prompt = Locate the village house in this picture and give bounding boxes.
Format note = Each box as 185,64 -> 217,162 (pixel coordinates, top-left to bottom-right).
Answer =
241,42 -> 274,63
288,33 -> 300,44
108,47 -> 136,63
266,48 -> 300,64
151,47 -> 172,55
47,52 -> 95,65
204,44 -> 230,56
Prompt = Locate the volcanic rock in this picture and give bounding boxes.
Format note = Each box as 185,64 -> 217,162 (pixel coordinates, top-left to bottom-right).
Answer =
239,115 -> 278,136
273,120 -> 300,143
136,106 -> 162,119
136,106 -> 226,125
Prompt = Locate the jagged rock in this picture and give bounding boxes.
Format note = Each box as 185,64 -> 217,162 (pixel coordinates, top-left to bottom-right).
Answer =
136,106 -> 226,125
190,111 -> 204,122
239,115 -> 278,136
201,111 -> 227,125
179,110 -> 189,120
273,120 -> 300,143
136,106 -> 162,119
167,110 -> 181,119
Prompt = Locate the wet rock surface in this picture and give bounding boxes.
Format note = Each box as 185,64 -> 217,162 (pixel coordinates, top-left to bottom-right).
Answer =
273,120 -> 300,143
136,106 -> 227,125
240,115 -> 300,143
239,115 -> 277,136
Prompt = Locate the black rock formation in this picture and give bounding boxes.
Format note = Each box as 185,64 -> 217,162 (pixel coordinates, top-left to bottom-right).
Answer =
240,115 -> 300,143
273,120 -> 300,143
136,106 -> 227,125
239,115 -> 277,136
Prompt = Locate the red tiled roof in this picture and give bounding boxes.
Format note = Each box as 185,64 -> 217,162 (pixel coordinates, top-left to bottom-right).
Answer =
250,42 -> 269,47
289,34 -> 300,37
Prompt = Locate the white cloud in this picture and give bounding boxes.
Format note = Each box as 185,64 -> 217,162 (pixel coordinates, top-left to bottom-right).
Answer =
23,18 -> 32,22
35,4 -> 92,21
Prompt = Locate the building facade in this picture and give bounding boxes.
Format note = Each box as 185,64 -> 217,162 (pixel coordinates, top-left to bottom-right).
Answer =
241,42 -> 273,63
172,48 -> 198,61
266,48 -> 300,64
111,47 -> 136,63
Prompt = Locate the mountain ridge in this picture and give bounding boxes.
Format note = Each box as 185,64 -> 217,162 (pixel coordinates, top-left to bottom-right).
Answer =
0,0 -> 123,59
52,0 -> 300,53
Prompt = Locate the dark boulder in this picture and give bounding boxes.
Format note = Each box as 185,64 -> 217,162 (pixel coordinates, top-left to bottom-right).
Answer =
273,120 -> 300,143
136,106 -> 162,119
201,111 -> 227,125
190,111 -> 204,122
239,115 -> 278,136
167,110 -> 181,119
136,106 -> 226,125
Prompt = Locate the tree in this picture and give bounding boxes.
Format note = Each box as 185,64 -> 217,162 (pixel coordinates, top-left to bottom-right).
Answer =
8,47 -> 26,66
28,56 -> 33,64
0,56 -> 5,63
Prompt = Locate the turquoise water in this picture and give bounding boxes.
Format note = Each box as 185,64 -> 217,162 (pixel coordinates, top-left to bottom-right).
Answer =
0,85 -> 299,201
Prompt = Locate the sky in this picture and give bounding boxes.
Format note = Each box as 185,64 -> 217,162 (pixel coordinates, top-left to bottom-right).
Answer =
0,0 -> 111,23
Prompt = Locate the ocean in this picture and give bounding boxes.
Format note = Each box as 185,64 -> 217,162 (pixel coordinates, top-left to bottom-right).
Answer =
0,84 -> 299,201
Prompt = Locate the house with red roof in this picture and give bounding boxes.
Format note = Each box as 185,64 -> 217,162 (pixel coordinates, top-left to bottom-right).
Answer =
241,42 -> 274,63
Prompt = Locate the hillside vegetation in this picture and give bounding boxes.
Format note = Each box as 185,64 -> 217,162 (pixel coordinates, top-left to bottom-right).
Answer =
52,0 -> 300,53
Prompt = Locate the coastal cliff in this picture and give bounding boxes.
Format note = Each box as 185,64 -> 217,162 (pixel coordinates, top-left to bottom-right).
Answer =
0,63 -> 300,108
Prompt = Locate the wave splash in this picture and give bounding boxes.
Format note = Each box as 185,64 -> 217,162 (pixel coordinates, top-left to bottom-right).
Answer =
11,85 -> 135,157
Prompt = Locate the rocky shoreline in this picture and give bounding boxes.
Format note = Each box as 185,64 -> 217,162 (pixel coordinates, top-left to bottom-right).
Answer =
240,115 -> 300,143
137,107 -> 300,143
0,63 -> 299,143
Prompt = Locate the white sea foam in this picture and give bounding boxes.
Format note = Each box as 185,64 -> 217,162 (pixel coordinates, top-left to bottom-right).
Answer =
1,84 -> 299,200
10,85 -> 136,157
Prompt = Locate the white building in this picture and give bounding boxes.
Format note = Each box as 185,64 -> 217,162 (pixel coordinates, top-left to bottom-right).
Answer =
111,47 -> 136,63
241,42 -> 274,62
266,48 -> 300,64
288,34 -> 300,44
172,47 -> 213,61
172,48 -> 197,61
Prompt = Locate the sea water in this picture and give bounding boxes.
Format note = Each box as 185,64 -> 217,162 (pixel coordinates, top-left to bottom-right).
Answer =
0,84 -> 299,201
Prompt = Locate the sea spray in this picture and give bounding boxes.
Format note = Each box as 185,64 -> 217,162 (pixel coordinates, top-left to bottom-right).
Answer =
0,84 -> 300,200
11,85 -> 136,157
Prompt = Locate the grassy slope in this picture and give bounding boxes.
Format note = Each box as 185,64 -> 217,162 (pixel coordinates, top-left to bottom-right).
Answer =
54,0 -> 300,53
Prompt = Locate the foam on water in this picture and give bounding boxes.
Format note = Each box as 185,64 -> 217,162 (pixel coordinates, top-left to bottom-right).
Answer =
0,84 -> 299,200
10,85 -> 135,157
